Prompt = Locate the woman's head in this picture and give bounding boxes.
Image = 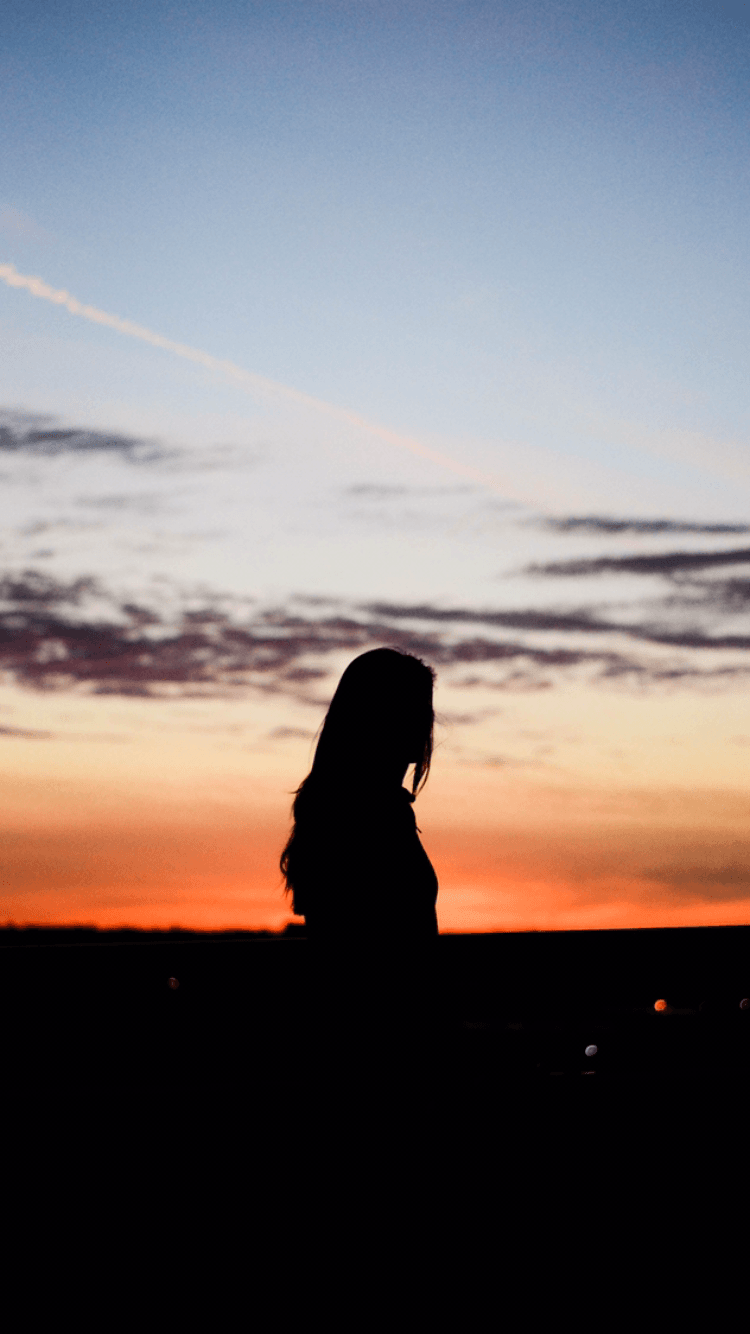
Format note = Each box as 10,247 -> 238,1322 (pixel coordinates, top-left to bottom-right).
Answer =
280,648 -> 436,904
310,647 -> 436,796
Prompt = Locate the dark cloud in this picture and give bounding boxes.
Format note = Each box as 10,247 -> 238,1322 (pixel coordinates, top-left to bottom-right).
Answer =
0,570 -> 99,607
520,538 -> 750,620
704,579 -> 750,610
0,574 -> 373,697
540,517 -> 750,536
360,600 -> 747,650
364,601 -> 608,634
1,558 -> 749,702
0,573 -> 620,698
0,411 -> 175,464
526,548 -> 750,578
360,600 -> 750,653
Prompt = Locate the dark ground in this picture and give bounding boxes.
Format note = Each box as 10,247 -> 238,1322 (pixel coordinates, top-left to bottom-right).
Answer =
3,925 -> 747,1228
3,923 -> 748,1090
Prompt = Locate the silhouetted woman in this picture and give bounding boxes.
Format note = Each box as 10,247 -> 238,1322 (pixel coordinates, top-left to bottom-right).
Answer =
280,647 -> 439,1058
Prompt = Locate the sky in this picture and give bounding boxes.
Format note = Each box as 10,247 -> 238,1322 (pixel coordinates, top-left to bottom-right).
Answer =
1,0 -> 750,932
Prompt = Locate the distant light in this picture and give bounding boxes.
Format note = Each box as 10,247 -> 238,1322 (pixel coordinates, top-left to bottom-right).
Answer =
585,1044 -> 598,1057
741,998 -> 749,1010
167,977 -> 179,990
654,999 -> 668,1011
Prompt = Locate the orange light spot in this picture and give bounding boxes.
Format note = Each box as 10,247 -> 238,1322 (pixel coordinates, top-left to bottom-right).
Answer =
654,998 -> 668,1011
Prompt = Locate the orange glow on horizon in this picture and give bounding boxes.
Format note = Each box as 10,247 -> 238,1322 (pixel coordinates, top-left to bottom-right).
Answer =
3,808 -> 750,933
1,684 -> 748,934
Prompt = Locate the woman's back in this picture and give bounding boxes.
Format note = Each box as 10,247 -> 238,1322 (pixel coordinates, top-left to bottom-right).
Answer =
289,783 -> 438,944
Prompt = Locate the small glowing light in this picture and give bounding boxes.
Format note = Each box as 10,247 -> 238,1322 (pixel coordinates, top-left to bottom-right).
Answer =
167,977 -> 179,990
584,1044 -> 598,1057
654,999 -> 668,1011
740,998 -> 749,1010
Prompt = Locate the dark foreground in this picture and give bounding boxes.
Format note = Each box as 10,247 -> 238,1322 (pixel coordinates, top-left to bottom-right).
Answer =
4,925 -> 748,1238
3,924 -> 748,1092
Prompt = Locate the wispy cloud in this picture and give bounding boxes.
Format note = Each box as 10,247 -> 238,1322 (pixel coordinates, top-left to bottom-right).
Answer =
640,863 -> 750,900
0,411 -> 173,464
0,263 -> 512,496
521,543 -> 750,624
526,547 -> 750,578
344,484 -> 477,498
344,484 -> 410,498
0,724 -> 53,738
364,602 -> 610,633
75,493 -> 169,515
539,516 -> 750,536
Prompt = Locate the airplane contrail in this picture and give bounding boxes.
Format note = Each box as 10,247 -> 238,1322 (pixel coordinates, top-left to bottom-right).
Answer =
0,260 -> 512,496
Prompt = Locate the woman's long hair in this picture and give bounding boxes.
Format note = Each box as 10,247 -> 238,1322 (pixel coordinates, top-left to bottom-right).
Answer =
280,647 -> 436,912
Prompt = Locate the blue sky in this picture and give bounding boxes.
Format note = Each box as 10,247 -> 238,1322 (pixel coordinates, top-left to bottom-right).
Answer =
2,0 -> 750,484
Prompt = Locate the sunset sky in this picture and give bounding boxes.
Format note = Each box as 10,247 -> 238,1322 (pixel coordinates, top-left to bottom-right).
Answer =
1,0 -> 750,931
